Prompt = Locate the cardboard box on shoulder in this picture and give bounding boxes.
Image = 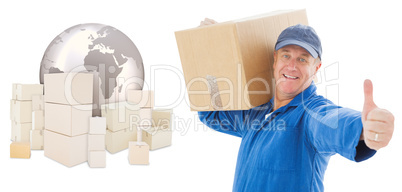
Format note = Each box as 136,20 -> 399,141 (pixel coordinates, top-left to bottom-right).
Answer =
44,130 -> 88,167
44,73 -> 93,105
45,103 -> 92,136
175,9 -> 308,111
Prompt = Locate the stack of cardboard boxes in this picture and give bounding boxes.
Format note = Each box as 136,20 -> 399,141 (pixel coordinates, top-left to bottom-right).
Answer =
88,117 -> 107,168
127,90 -> 154,165
143,109 -> 173,150
31,94 -> 45,150
10,84 -> 43,158
43,73 -> 93,167
102,102 -> 138,154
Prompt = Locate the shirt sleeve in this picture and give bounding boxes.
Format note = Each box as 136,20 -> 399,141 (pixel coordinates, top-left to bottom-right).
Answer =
198,110 -> 247,138
304,100 -> 376,162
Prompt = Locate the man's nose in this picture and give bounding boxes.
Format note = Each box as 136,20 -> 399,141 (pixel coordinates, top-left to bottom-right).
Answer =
286,59 -> 297,70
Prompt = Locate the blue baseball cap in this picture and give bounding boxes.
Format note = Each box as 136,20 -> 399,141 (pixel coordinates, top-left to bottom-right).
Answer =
275,24 -> 322,59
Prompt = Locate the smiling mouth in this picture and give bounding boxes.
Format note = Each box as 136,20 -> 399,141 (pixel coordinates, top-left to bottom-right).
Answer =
283,74 -> 299,79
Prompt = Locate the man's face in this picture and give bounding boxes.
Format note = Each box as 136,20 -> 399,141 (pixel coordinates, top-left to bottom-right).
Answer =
273,45 -> 321,99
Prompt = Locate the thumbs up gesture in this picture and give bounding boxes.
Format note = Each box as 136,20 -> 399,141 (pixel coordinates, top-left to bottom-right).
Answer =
362,79 -> 395,150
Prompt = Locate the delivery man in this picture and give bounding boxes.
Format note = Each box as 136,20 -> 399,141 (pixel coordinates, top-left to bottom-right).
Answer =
198,19 -> 395,191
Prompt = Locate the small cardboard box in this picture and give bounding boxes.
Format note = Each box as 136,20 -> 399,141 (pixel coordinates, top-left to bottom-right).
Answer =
44,73 -> 93,105
142,126 -> 172,151
127,90 -> 154,108
175,9 -> 308,111
45,103 -> 92,137
32,110 -> 44,130
12,121 -> 32,142
105,128 -> 137,154
101,102 -> 140,132
88,150 -> 106,168
30,130 -> 44,150
32,94 -> 44,111
10,99 -> 32,123
88,134 -> 105,151
44,130 -> 88,167
10,142 -> 30,159
89,117 -> 106,135
12,84 -> 43,101
128,141 -> 149,165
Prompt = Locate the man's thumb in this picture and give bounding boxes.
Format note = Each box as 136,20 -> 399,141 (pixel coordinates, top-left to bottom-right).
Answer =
363,79 -> 377,120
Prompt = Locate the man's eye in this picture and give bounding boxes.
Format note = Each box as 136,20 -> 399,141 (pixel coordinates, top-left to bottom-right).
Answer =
283,55 -> 289,58
299,58 -> 306,62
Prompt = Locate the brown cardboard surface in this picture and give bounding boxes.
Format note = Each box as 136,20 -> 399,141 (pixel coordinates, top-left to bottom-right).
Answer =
142,126 -> 172,151
88,134 -> 105,151
127,90 -> 154,108
12,121 -> 31,142
30,130 -> 44,150
88,150 -> 106,168
44,73 -> 93,105
32,94 -> 44,111
10,142 -> 30,159
44,130 -> 88,167
128,141 -> 149,165
89,117 -> 106,135
101,102 -> 140,132
32,110 -> 44,130
175,9 -> 308,111
45,103 -> 92,136
12,84 -> 43,101
10,99 -> 32,123
105,128 -> 137,154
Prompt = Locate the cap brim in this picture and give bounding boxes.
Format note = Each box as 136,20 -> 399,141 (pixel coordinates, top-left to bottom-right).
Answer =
275,40 -> 318,59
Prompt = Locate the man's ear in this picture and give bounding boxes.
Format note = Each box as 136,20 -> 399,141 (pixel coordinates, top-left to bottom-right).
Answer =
315,61 -> 322,73
273,51 -> 277,69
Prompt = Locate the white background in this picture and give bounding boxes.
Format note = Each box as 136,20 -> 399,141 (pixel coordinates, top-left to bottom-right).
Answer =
1,0 -> 401,191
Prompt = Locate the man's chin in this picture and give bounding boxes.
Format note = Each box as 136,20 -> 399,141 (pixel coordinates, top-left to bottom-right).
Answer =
276,86 -> 302,98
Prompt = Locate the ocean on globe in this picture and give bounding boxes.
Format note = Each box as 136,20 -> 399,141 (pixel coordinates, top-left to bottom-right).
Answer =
39,23 -> 144,115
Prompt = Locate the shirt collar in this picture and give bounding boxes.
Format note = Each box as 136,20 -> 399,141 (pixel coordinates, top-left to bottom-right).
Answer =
269,82 -> 317,111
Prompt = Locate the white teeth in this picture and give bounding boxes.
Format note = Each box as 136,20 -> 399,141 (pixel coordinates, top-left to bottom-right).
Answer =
284,74 -> 298,79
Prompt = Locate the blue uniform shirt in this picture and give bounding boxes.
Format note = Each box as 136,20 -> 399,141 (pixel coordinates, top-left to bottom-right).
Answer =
198,83 -> 376,192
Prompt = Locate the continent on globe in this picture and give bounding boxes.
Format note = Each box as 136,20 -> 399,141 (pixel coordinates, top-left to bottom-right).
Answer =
39,23 -> 144,111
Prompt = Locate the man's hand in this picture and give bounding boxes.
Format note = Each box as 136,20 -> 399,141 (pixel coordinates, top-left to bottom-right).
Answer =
199,18 -> 217,27
361,79 -> 394,150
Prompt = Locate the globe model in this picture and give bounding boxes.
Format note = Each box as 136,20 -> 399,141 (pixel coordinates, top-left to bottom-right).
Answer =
40,23 -> 144,114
